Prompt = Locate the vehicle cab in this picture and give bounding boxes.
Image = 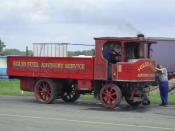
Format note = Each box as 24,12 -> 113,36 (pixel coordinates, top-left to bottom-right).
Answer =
94,34 -> 156,82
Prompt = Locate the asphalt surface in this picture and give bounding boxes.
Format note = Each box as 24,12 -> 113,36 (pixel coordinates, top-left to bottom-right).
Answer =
0,95 -> 175,131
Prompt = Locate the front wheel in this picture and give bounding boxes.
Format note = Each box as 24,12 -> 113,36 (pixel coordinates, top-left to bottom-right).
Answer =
100,84 -> 122,109
34,79 -> 57,104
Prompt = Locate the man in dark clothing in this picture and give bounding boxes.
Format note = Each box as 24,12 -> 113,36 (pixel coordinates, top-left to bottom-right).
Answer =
155,64 -> 168,106
102,44 -> 121,80
103,44 -> 121,64
103,46 -> 112,61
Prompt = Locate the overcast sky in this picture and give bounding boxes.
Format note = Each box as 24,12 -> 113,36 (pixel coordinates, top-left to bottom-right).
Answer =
0,0 -> 175,51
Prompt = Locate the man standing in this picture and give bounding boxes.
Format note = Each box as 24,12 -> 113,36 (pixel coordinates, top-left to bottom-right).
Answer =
102,43 -> 121,80
155,64 -> 168,106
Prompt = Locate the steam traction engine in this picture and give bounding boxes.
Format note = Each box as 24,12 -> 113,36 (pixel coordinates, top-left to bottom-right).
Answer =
7,36 -> 156,109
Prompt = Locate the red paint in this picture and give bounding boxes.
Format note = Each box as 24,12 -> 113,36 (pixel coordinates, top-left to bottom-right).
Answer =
130,88 -> 136,100
20,78 -> 35,91
112,65 -> 117,80
94,39 -> 108,80
8,56 -> 94,80
77,80 -> 92,91
7,36 -> 156,93
116,59 -> 155,81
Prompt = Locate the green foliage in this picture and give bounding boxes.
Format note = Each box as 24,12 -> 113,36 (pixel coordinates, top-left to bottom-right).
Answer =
68,49 -> 95,56
3,48 -> 95,56
149,93 -> 175,104
3,49 -> 24,55
0,80 -> 33,96
3,49 -> 33,56
26,50 -> 33,56
0,39 -> 6,54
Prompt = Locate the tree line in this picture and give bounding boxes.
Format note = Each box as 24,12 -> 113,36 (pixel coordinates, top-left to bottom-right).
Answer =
68,49 -> 94,56
0,39 -> 94,56
2,49 -> 94,56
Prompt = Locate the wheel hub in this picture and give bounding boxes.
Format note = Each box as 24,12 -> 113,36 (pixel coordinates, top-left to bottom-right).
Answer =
100,84 -> 121,108
105,91 -> 113,100
42,87 -> 50,95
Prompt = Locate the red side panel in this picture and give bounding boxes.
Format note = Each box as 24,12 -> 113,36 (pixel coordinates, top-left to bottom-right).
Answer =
94,39 -> 108,80
20,78 -> 35,91
77,80 -> 92,91
115,59 -> 155,81
7,56 -> 94,80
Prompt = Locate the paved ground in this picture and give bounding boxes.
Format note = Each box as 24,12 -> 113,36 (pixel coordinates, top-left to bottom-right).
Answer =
0,95 -> 175,131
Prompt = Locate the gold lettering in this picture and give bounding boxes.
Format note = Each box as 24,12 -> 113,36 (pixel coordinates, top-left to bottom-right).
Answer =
13,61 -> 20,67
13,61 -> 85,70
27,62 -> 39,67
64,64 -> 85,70
138,62 -> 154,71
138,73 -> 155,78
13,61 -> 27,67
41,63 -> 64,69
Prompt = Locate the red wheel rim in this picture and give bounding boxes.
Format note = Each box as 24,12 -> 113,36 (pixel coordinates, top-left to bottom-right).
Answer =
36,81 -> 52,102
100,84 -> 121,108
102,86 -> 117,105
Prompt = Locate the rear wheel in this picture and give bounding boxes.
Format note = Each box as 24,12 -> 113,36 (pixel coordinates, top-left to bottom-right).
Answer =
61,83 -> 80,102
124,87 -> 142,107
125,96 -> 141,107
34,79 -> 57,104
100,84 -> 121,109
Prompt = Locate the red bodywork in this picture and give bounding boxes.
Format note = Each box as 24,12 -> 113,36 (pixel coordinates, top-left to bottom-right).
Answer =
94,37 -> 155,81
113,59 -> 155,81
7,57 -> 155,82
7,37 -> 156,92
8,56 -> 94,80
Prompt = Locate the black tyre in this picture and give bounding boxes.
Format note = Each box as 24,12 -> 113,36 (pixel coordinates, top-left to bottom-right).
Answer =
61,83 -> 80,103
34,79 -> 57,104
100,84 -> 122,109
125,96 -> 141,107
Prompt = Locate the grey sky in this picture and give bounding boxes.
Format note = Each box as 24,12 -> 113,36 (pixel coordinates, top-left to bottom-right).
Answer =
0,0 -> 175,50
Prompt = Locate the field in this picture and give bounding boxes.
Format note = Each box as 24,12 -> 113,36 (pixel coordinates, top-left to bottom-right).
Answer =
0,80 -> 33,96
0,80 -> 175,104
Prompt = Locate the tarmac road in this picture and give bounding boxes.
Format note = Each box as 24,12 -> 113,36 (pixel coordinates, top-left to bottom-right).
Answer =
0,95 -> 175,131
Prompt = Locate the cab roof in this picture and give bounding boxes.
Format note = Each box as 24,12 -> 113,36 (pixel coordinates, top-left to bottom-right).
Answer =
94,37 -> 156,44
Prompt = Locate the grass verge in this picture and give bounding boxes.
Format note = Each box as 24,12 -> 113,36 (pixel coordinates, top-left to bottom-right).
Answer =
0,80 -> 175,104
0,80 -> 33,96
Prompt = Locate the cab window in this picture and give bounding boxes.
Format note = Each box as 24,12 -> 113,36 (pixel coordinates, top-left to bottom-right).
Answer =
124,42 -> 145,62
102,41 -> 122,64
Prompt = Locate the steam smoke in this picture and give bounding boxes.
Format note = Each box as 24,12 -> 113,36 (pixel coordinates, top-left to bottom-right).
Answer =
117,23 -> 142,36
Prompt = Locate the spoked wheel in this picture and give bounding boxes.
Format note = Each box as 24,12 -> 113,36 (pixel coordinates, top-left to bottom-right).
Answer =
100,84 -> 121,109
34,79 -> 57,104
61,83 -> 80,103
125,88 -> 142,107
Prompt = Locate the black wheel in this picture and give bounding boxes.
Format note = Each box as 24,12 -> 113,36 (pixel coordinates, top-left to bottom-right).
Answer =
61,83 -> 80,102
125,96 -> 141,107
34,79 -> 57,104
100,84 -> 122,109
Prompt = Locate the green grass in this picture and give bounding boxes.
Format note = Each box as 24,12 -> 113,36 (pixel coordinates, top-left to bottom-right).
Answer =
0,80 -> 175,105
0,80 -> 34,96
149,93 -> 175,105
80,94 -> 94,100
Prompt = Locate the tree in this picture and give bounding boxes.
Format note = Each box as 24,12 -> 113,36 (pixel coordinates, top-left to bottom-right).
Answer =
0,39 -> 6,54
3,48 -> 33,56
68,49 -> 95,56
3,49 -> 22,55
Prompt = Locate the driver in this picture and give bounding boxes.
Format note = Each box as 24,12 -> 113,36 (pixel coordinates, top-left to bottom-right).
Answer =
103,44 -> 121,64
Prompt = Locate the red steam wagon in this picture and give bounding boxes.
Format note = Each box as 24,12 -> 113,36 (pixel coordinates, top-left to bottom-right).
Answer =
7,35 -> 156,109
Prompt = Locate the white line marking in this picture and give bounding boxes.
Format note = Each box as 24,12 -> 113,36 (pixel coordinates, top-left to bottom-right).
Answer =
0,113 -> 174,130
